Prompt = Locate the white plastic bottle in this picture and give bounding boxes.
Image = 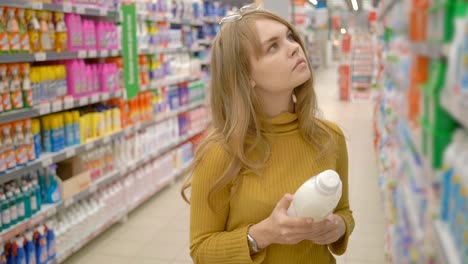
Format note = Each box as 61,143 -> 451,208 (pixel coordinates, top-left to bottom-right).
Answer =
287,170 -> 342,221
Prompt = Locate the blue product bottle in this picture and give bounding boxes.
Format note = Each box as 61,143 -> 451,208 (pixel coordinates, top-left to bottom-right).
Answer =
45,165 -> 61,204
45,222 -> 56,261
24,232 -> 36,264
33,227 -> 47,264
14,237 -> 26,264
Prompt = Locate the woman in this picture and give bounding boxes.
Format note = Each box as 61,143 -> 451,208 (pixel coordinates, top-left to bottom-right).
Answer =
181,6 -> 354,264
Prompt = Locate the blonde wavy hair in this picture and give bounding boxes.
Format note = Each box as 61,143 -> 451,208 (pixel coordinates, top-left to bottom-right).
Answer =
181,8 -> 335,210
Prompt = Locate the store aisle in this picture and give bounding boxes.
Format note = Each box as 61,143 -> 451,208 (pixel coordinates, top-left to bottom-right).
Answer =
63,67 -> 385,264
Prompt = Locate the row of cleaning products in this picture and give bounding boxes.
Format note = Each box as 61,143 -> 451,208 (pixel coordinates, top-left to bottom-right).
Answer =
0,59 -> 122,115
0,167 -> 61,232
0,6 -> 119,54
0,221 -> 56,264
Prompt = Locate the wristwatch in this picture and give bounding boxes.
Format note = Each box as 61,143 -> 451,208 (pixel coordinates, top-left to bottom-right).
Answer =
247,233 -> 261,255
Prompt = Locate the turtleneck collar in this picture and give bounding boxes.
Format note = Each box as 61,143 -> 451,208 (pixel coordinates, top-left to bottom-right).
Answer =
260,111 -> 299,134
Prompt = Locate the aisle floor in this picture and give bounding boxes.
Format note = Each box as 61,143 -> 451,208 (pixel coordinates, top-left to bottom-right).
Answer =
63,67 -> 386,264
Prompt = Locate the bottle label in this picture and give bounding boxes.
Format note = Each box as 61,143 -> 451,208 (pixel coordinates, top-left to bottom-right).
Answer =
48,239 -> 56,257
9,32 -> 20,51
0,32 -> 8,52
0,152 -> 6,173
20,32 -> 30,52
2,208 -> 10,225
18,201 -> 25,218
39,237 -> 48,262
27,142 -> 36,161
5,148 -> 16,169
31,195 -> 37,211
11,90 -> 24,109
2,92 -> 12,111
10,204 -> 17,221
15,144 -> 27,165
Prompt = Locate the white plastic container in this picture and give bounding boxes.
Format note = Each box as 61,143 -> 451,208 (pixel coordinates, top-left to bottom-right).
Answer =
287,170 -> 342,221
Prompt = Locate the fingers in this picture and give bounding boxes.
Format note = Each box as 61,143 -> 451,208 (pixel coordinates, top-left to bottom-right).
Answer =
275,193 -> 294,213
313,229 -> 340,245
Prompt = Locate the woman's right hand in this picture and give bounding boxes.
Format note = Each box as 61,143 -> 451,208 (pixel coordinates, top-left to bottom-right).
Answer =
248,193 -> 315,249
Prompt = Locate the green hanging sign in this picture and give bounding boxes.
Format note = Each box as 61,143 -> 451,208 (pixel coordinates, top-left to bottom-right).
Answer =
121,4 -> 139,100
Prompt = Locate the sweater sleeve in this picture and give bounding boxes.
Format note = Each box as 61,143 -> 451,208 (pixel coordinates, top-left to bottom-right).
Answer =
328,124 -> 355,255
189,143 -> 267,264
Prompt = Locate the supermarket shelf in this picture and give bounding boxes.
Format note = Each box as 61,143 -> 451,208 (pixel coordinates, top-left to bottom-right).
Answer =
0,124 -> 207,244
0,49 -> 121,64
201,60 -> 211,65
139,46 -> 189,55
141,76 -> 201,91
0,90 -> 123,126
409,43 -> 445,59
440,92 -> 468,130
56,210 -> 126,264
55,138 -> 198,263
433,221 -> 462,264
0,204 -> 58,244
0,0 -> 117,18
137,13 -> 204,26
402,185 -> 424,241
0,101 -> 205,186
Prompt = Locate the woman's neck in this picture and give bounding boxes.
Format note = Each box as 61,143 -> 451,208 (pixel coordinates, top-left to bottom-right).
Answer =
258,90 -> 294,117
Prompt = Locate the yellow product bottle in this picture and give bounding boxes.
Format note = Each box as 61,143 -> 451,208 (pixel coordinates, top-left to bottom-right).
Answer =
105,108 -> 112,135
31,118 -> 41,158
25,10 -> 40,52
63,112 -> 73,147
54,12 -> 67,52
79,114 -> 87,144
46,11 -> 55,53
50,115 -> 61,152
29,67 -> 39,106
37,11 -> 51,52
71,110 -> 80,145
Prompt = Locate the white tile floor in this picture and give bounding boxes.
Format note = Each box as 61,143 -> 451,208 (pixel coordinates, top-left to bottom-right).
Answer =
63,66 -> 386,264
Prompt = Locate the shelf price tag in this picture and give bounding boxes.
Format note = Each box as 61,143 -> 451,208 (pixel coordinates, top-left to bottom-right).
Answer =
39,103 -> 51,115
111,50 -> 119,56
103,136 -> 111,144
79,97 -> 88,106
88,50 -> 97,58
90,184 -> 98,193
76,5 -> 86,14
78,50 -> 87,58
101,50 -> 109,57
52,100 -> 63,112
31,2 -> 44,10
42,158 -> 53,167
34,53 -> 46,61
86,142 -> 94,151
46,206 -> 57,217
91,94 -> 99,103
102,93 -> 110,101
63,96 -> 74,109
63,3 -> 73,12
99,8 -> 108,16
66,148 -> 76,158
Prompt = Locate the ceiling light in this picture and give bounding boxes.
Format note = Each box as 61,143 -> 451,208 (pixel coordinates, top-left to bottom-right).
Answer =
308,0 -> 318,5
351,0 -> 358,10
341,28 -> 347,34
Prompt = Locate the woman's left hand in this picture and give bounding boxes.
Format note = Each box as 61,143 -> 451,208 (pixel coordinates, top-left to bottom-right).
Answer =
306,214 -> 346,245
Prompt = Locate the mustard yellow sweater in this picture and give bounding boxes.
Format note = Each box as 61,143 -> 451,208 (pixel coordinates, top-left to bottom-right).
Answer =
189,112 -> 354,264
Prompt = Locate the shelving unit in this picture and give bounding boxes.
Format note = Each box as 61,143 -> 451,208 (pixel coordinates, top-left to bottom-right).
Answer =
376,0 -> 466,263
0,90 -> 123,126
0,1 -> 216,262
